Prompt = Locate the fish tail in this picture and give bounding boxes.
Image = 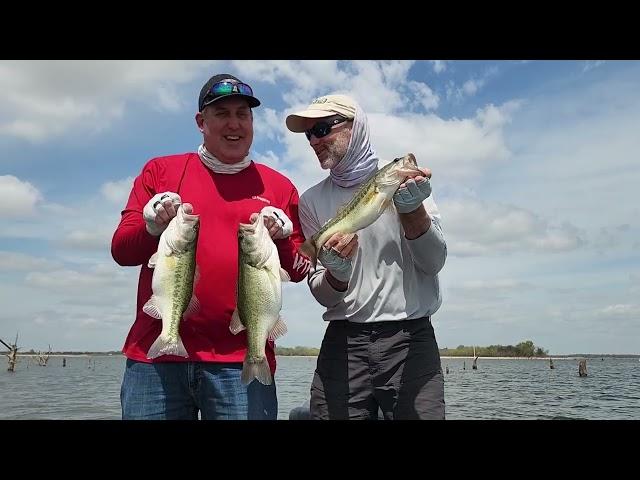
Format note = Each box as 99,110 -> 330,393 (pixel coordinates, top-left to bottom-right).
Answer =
147,333 -> 188,359
241,357 -> 272,386
299,239 -> 318,269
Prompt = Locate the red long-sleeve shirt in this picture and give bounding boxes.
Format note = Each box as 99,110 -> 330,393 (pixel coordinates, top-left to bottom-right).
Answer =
111,153 -> 310,373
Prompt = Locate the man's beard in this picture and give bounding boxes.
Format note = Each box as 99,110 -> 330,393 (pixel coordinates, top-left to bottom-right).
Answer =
319,134 -> 349,170
319,154 -> 340,170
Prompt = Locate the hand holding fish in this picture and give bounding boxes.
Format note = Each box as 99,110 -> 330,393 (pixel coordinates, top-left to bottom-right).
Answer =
143,191 -> 182,236
394,167 -> 432,214
300,153 -> 422,267
231,212 -> 289,385
143,203 -> 200,359
250,206 -> 293,240
318,233 -> 358,283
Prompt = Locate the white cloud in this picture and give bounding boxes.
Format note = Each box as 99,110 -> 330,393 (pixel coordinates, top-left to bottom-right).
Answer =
265,61 -> 416,117
443,198 -> 585,256
61,229 -> 112,250
0,175 -> 42,216
253,107 -> 281,142
366,101 -> 520,182
408,81 -> 439,111
462,78 -> 482,96
432,60 -> 447,73
0,60 -> 219,142
455,279 -> 532,291
25,269 -> 111,291
101,177 -> 134,205
253,150 -> 279,167
233,60 -> 349,106
598,304 -> 640,316
446,66 -> 499,103
583,60 -> 605,73
346,61 -> 413,114
0,251 -> 60,271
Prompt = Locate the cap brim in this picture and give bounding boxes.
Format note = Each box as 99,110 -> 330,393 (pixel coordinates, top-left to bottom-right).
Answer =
202,94 -> 261,110
286,110 -> 335,132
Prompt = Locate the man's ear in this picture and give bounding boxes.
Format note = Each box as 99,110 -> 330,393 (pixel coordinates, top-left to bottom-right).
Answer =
195,111 -> 205,132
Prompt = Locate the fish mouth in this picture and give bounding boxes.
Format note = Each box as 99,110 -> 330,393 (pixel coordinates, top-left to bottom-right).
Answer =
177,203 -> 200,224
238,213 -> 264,237
395,153 -> 421,179
405,153 -> 417,167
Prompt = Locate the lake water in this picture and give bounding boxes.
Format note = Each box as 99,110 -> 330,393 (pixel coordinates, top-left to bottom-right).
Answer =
1,355 -> 638,420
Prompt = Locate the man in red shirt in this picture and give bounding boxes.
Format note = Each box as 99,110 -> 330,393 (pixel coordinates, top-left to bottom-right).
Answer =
112,73 -> 310,419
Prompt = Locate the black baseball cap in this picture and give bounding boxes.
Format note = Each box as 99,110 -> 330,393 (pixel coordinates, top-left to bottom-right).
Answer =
198,73 -> 261,111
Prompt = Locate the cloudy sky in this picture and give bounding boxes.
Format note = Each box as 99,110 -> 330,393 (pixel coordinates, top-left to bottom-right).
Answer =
1,60 -> 638,355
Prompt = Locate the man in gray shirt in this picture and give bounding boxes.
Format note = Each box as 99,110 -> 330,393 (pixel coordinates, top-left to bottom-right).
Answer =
286,94 -> 447,419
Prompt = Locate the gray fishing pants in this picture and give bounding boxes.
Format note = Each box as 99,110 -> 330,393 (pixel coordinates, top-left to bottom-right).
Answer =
310,316 -> 445,420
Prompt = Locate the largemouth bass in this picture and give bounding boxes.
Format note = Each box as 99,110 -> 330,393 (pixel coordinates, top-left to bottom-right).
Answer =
230,213 -> 290,385
143,203 -> 200,359
300,153 -> 423,266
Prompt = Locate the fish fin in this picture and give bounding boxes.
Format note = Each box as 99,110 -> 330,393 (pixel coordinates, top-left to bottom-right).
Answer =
279,268 -> 291,282
268,316 -> 288,341
241,357 -> 272,386
229,309 -> 245,335
378,196 -> 394,216
148,252 -> 159,268
147,333 -> 188,359
183,294 -> 200,319
299,239 -> 318,269
142,296 -> 162,320
193,264 -> 201,286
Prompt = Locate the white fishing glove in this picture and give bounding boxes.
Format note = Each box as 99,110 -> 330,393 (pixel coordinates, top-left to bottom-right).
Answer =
393,178 -> 432,214
143,192 -> 182,236
260,206 -> 293,240
318,247 -> 353,283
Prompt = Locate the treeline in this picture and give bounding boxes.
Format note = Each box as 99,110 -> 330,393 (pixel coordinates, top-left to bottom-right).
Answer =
275,346 -> 320,356
440,340 -> 548,358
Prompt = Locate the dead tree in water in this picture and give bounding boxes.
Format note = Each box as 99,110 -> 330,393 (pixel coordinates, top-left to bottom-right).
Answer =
1,334 -> 20,372
472,346 -> 478,370
36,345 -> 52,366
578,359 -> 588,377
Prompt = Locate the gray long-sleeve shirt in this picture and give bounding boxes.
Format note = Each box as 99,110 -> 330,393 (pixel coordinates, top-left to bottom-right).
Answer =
299,176 -> 447,323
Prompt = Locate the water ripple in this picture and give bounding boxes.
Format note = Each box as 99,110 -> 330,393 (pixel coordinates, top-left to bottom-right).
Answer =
1,356 -> 638,419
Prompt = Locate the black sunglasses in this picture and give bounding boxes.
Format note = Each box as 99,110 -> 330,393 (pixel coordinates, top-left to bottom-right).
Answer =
305,116 -> 349,140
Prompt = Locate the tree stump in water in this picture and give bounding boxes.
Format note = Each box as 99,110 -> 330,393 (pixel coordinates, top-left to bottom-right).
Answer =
578,359 -> 588,377
549,358 -> 554,369
7,349 -> 17,372
472,356 -> 478,370
1,336 -> 19,372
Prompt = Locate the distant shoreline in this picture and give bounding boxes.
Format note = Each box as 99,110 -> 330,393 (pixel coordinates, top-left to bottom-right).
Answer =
6,353 -> 638,359
442,356 -> 581,360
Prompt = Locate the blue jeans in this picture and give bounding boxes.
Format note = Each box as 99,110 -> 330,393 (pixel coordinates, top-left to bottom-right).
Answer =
121,359 -> 277,420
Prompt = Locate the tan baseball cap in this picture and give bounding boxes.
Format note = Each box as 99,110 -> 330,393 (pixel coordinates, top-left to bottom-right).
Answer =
286,94 -> 357,132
